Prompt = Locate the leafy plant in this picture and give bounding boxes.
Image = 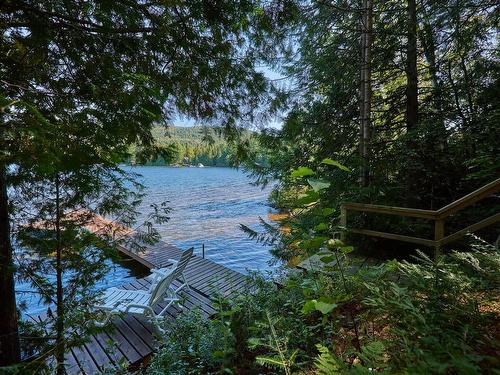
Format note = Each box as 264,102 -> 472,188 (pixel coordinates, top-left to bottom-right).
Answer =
249,310 -> 298,375
315,341 -> 388,375
315,344 -> 344,374
363,247 -> 499,374
147,309 -> 231,375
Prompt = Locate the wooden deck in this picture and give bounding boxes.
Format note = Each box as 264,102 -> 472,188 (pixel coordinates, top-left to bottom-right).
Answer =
30,220 -> 251,374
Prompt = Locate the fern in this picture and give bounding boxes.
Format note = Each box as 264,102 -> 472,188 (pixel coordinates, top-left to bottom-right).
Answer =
250,310 -> 297,375
315,344 -> 343,375
359,341 -> 385,367
315,342 -> 388,375
256,354 -> 289,370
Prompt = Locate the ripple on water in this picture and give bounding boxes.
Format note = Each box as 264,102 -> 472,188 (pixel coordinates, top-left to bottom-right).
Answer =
16,166 -> 277,315
131,166 -> 277,273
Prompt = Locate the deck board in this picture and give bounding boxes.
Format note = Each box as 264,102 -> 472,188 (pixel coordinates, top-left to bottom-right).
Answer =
114,317 -> 151,358
70,346 -> 99,374
92,330 -> 126,367
105,323 -> 143,364
84,335 -> 115,370
186,264 -> 231,287
36,217 -> 251,374
122,315 -> 155,351
64,350 -> 81,374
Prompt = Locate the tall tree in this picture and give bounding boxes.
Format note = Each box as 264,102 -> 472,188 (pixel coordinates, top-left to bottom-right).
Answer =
1,0 -> 270,368
245,0 -> 498,249
405,0 -> 419,205
0,165 -> 20,365
359,0 -> 373,187
419,2 -> 446,136
406,0 -> 418,131
12,161 -> 164,373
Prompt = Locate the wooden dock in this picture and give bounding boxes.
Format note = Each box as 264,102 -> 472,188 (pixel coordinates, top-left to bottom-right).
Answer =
30,216 -> 251,374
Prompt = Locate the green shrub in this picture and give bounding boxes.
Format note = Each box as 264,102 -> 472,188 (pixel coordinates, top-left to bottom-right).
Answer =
364,246 -> 500,374
146,242 -> 499,374
146,309 -> 232,375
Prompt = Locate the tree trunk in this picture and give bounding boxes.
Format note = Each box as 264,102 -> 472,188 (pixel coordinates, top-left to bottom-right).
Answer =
55,174 -> 65,375
419,10 -> 447,210
359,0 -> 373,187
0,164 -> 21,366
420,14 -> 446,139
406,0 -> 418,131
405,0 -> 419,206
359,4 -> 366,186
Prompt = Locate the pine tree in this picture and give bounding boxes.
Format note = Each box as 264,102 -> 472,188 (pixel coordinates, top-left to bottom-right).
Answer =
1,0 -> 271,368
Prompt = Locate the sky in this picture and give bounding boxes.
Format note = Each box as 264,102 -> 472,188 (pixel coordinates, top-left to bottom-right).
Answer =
173,115 -> 283,130
172,66 -> 286,130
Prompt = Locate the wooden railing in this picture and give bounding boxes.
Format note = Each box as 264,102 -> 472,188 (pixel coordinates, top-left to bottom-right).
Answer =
340,178 -> 500,253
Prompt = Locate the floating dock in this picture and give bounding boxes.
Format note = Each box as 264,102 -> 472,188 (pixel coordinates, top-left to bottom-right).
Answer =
29,216 -> 250,374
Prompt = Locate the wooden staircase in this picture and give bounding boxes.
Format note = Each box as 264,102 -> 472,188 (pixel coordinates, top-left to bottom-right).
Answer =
340,178 -> 500,254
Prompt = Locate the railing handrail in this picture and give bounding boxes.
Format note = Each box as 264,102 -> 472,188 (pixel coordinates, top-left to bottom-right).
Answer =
341,202 -> 436,219
341,177 -> 500,253
436,177 -> 500,218
343,177 -> 500,220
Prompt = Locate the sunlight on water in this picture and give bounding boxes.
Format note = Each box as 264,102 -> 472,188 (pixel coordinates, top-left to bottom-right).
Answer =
16,166 -> 276,316
130,166 -> 276,274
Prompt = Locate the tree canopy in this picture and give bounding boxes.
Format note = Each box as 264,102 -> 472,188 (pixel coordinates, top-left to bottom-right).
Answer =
0,0 -> 498,372
0,0 -> 273,368
248,0 -> 499,243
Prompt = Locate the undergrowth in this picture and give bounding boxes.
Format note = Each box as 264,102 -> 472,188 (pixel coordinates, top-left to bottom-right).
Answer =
146,239 -> 499,374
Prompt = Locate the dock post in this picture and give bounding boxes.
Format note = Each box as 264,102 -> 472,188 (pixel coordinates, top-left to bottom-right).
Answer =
202,243 -> 205,259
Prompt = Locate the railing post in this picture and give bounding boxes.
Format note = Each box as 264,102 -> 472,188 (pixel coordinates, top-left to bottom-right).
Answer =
202,243 -> 205,259
434,219 -> 445,259
340,205 -> 347,242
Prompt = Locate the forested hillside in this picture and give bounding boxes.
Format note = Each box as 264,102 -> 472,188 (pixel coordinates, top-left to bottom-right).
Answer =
2,0 -> 499,374
132,125 -> 237,167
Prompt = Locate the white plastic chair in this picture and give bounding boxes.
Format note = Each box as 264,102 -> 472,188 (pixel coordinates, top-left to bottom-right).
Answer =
94,247 -> 193,332
148,247 -> 193,293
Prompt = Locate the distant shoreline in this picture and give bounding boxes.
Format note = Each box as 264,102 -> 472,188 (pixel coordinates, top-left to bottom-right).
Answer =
128,163 -> 235,168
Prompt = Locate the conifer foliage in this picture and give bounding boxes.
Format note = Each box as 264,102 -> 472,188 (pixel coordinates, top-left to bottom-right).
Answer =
1,0 -> 270,369
253,0 -> 499,213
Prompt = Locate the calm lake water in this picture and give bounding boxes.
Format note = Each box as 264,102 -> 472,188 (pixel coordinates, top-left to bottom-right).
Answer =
132,166 -> 276,274
17,166 -> 275,316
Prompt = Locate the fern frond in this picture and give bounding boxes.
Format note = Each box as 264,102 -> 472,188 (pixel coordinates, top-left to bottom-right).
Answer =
256,355 -> 286,369
315,344 -> 343,375
359,340 -> 385,366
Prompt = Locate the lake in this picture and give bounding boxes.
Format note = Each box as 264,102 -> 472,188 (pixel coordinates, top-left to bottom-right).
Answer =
16,166 -> 276,315
132,166 -> 276,273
